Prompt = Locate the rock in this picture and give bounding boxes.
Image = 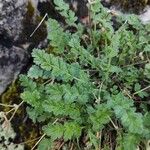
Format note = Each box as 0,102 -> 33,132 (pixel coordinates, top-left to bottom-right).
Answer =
0,45 -> 29,94
0,0 -> 27,42
140,6 -> 150,24
0,0 -> 29,94
0,0 -> 49,94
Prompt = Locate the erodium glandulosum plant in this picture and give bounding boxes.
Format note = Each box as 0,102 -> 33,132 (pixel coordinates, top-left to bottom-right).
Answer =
20,0 -> 150,149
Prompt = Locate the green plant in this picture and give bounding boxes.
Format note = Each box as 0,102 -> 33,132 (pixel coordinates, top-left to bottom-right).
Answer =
20,0 -> 150,149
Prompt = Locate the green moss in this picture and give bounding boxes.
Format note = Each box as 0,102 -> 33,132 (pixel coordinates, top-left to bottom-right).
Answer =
0,81 -> 19,112
26,1 -> 35,17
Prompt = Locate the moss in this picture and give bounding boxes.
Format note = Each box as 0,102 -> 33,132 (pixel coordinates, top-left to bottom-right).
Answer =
26,0 -> 35,17
0,81 -> 19,112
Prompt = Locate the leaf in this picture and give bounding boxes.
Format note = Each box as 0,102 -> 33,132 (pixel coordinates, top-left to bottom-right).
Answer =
20,75 -> 37,91
43,122 -> 81,142
45,83 -> 91,104
21,90 -> 41,107
116,132 -> 140,150
144,63 -> 150,79
47,19 -> 70,53
28,65 -> 43,79
88,130 -> 99,149
144,44 -> 150,52
89,104 -> 111,131
68,34 -> 101,70
43,123 -> 64,140
108,93 -> 145,134
122,133 -> 140,150
42,100 -> 81,120
53,0 -> 77,25
63,122 -> 81,141
143,113 -> 150,128
32,49 -> 89,82
38,138 -> 52,150
110,65 -> 122,73
134,83 -> 141,91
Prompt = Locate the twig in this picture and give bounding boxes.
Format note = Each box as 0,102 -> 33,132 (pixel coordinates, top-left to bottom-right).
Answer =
6,108 -> 15,115
58,141 -> 65,150
30,13 -> 48,37
31,133 -> 46,150
0,103 -> 14,108
96,131 -> 102,150
70,143 -> 74,150
31,118 -> 59,150
133,85 -> 150,95
108,117 -> 118,130
9,101 -> 24,122
122,60 -> 149,68
19,137 -> 41,145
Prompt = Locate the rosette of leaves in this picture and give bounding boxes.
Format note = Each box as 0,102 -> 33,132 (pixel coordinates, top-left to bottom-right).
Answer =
20,0 -> 150,149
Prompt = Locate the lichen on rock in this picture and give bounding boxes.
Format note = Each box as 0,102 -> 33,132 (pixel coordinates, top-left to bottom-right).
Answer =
0,112 -> 24,150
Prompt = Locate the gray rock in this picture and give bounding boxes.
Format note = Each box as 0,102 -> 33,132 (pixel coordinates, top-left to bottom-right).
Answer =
0,0 -> 27,42
0,45 -> 28,94
0,0 -> 29,94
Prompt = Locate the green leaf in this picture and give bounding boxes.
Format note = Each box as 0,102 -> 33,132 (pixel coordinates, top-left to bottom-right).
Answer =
38,138 -> 52,150
143,113 -> 150,129
89,104 -> 111,131
28,65 -> 43,79
45,82 -> 91,104
47,19 -> 70,53
42,100 -> 81,120
64,122 -> 81,141
134,83 -> 141,91
116,132 -> 140,150
122,133 -> 140,150
144,44 -> 150,52
20,75 -> 37,91
144,63 -> 150,79
32,49 -> 89,82
53,0 -> 77,25
43,123 -> 64,140
108,93 -> 145,134
21,90 -> 41,107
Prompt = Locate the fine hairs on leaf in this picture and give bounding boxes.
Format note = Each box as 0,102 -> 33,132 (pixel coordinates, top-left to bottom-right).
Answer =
20,0 -> 150,149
